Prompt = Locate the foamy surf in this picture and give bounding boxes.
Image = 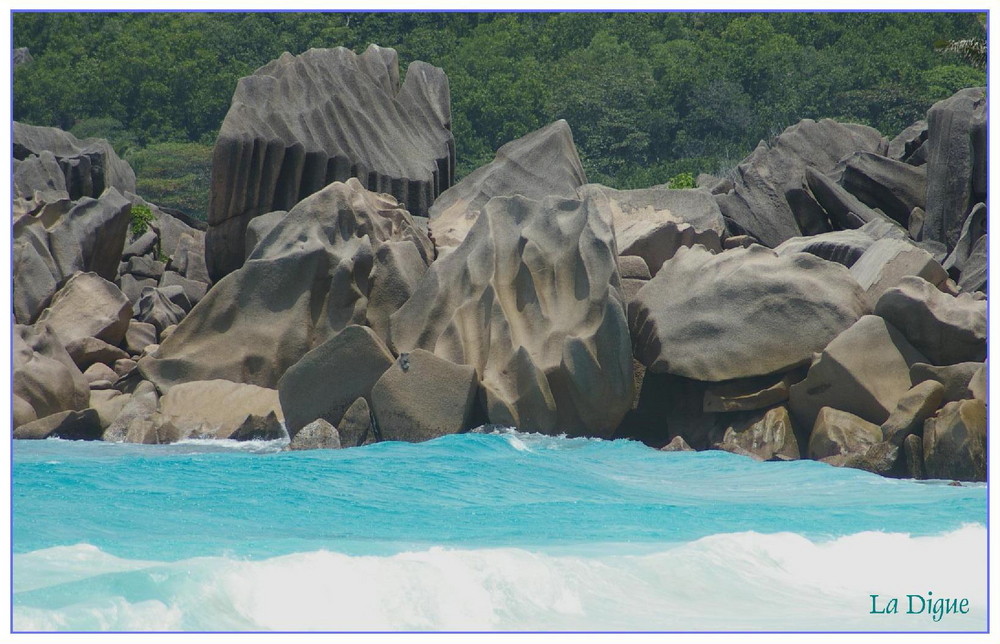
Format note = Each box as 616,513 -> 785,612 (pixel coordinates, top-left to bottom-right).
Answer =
13,525 -> 985,632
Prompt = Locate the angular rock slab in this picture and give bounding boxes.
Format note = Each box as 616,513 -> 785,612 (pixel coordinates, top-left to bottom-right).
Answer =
392,194 -> 632,438
159,380 -> 284,440
880,380 -> 945,447
139,179 -> 430,392
848,239 -> 948,308
206,45 -> 454,280
577,183 -> 724,275
630,244 -> 868,381
34,272 -> 131,347
789,315 -> 927,431
14,324 -> 90,420
703,370 -> 804,413
65,336 -> 129,371
717,406 -> 800,462
278,325 -> 395,438
14,409 -> 102,441
923,399 -> 986,482
372,349 -> 478,443
716,118 -> 887,247
924,87 -> 986,251
428,120 -> 586,253
839,151 -> 926,227
875,276 -> 986,366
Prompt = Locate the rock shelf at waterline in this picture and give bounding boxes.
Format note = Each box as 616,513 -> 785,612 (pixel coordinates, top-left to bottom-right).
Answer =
12,45 -> 986,482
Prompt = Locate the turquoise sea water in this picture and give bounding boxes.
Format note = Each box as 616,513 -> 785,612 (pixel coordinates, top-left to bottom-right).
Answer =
12,431 -> 988,631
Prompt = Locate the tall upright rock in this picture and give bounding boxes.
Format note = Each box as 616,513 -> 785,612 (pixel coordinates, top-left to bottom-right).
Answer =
427,120 -> 587,254
205,45 -> 454,281
391,193 -> 633,437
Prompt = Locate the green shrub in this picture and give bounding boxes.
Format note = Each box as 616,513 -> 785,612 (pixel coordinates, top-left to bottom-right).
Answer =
667,172 -> 696,189
130,204 -> 155,237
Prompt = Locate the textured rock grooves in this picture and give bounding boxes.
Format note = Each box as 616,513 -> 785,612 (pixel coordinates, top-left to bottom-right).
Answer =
391,193 -> 633,438
206,45 -> 455,281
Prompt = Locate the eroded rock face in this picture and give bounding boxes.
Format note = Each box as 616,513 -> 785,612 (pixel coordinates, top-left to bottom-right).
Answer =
427,120 -> 586,253
34,272 -> 131,347
789,315 -> 927,430
577,183 -> 725,275
714,118 -> 887,247
809,407 -> 883,463
630,244 -> 868,381
924,87 -> 986,251
848,239 -> 947,308
391,193 -> 632,438
13,122 -> 137,199
14,324 -> 90,420
717,406 -> 800,461
206,45 -> 453,280
138,179 -> 431,392
875,276 -> 986,366
838,151 -> 926,227
923,399 -> 986,482
159,380 -> 284,440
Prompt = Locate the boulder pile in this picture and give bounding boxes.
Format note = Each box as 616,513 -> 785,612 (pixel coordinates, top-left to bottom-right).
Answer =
10,46 -> 987,482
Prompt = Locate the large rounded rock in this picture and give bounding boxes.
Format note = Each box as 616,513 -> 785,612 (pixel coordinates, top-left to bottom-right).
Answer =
924,87 -> 986,250
159,380 -> 284,440
789,315 -> 927,430
371,350 -> 478,443
874,276 -> 986,365
278,325 -> 394,438
34,272 -> 131,347
206,45 -> 453,280
14,324 -> 90,419
923,399 -> 986,482
428,120 -> 586,253
630,244 -> 868,381
392,193 -> 632,438
365,241 -> 430,343
139,179 -> 430,392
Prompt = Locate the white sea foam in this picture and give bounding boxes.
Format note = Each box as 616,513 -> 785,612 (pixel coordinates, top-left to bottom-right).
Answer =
13,525 -> 986,632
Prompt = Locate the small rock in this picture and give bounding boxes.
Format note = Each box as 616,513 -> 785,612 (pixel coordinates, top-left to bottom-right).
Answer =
338,397 -> 374,448
903,434 -> 925,480
716,406 -> 799,461
880,380 -> 945,447
288,418 -> 342,451
113,358 -> 138,378
229,411 -> 285,441
64,336 -> 129,371
809,407 -> 883,462
83,362 -> 118,386
125,320 -> 158,355
660,435 -> 694,452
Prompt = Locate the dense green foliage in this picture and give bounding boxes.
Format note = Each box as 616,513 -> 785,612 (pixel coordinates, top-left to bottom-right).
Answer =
129,203 -> 155,236
14,12 -> 985,218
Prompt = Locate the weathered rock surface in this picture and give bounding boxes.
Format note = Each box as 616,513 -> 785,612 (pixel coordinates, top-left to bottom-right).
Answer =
774,228 -> 878,268
804,166 -> 896,230
956,235 -> 986,293
14,149 -> 67,200
903,434 -> 925,479
159,380 -> 284,440
888,120 -> 927,163
660,435 -> 695,452
392,194 -> 632,437
875,276 -> 986,365
124,320 -> 158,355
206,45 -> 454,280
630,244 -> 868,381
910,362 -> 983,404
809,407 -> 883,462
34,272 -> 131,347
89,390 -> 130,430
428,120 -> 586,253
244,210 -> 287,259
717,405 -> 799,461
789,315 -> 927,430
14,409 -> 102,441
338,397 -> 374,448
230,411 -> 285,441
703,370 -> 804,413
159,271 -> 208,308
103,381 -> 159,442
14,324 -> 90,419
923,399 -> 986,482
65,336 -> 129,371
371,350 -> 478,443
365,241 -> 430,343
968,363 -> 986,401
83,362 -> 118,386
278,325 -> 395,438
880,380 -> 945,447
577,183 -> 725,275
942,203 -> 986,275
13,189 -> 132,323
13,122 -> 136,199
715,118 -> 887,247
848,239 -> 947,308
288,419 -> 342,451
924,87 -> 986,251
13,395 -> 38,429
139,179 -> 429,391
134,287 -> 187,335
838,151 -> 926,227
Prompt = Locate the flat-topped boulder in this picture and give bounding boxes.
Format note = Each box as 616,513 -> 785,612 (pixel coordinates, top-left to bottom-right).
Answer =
392,193 -> 632,437
139,178 -> 431,391
629,244 -> 868,381
427,120 -> 587,254
578,183 -> 724,275
206,45 -> 454,280
13,122 -> 136,199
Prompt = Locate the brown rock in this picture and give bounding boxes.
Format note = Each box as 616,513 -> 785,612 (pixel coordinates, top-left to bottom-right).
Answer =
703,370 -> 804,413
229,411 -> 285,441
923,399 -> 986,482
809,407 -> 883,462
288,419 -> 342,451
14,409 -> 102,440
660,436 -> 694,452
910,361 -> 983,403
64,336 -> 129,371
338,397 -> 374,448
83,362 -> 118,386
34,272 -> 131,346
880,380 -> 946,447
13,395 -> 37,429
903,434 -> 925,480
717,406 -> 799,461
14,323 -> 90,419
159,380 -> 284,440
